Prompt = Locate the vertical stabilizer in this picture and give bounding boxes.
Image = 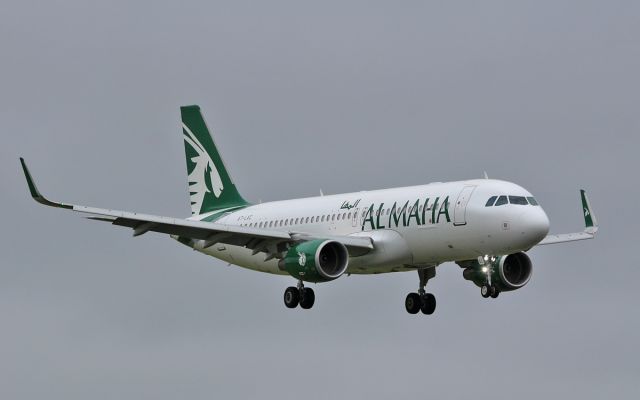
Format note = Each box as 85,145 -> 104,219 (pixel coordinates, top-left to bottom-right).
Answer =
181,105 -> 249,215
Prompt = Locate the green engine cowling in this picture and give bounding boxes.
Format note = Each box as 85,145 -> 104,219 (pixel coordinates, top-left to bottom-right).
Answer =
278,239 -> 349,283
462,252 -> 533,292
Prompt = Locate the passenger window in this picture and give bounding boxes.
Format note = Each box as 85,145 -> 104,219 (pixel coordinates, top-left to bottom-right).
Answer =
485,196 -> 497,207
347,212 -> 351,219
509,196 -> 528,205
527,197 -> 539,206
305,217 -> 309,223
321,216 -> 325,222
495,196 -> 508,206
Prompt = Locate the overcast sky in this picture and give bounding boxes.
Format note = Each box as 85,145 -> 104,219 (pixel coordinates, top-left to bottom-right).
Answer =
1,1 -> 639,399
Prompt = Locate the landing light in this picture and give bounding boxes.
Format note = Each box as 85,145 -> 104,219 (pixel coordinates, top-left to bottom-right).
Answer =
482,267 -> 488,273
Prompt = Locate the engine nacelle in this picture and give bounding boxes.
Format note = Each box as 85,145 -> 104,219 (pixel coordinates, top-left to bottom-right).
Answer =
462,252 -> 533,292
279,240 -> 349,283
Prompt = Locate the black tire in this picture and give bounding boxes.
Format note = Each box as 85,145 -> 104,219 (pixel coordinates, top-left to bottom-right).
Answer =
405,293 -> 421,314
489,286 -> 498,297
481,285 -> 490,298
490,289 -> 500,299
420,293 -> 436,315
299,287 -> 315,309
284,286 -> 300,308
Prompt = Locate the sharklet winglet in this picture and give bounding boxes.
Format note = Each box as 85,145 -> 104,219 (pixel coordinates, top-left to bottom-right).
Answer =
20,158 -> 73,210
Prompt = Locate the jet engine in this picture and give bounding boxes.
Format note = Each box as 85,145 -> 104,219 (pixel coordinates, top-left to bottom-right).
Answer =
462,252 -> 533,292
279,239 -> 349,283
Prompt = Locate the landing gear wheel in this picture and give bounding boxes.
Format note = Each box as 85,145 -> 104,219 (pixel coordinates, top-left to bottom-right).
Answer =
490,289 -> 500,299
420,293 -> 436,315
299,287 -> 315,309
481,285 -> 491,298
405,293 -> 421,314
284,286 -> 300,308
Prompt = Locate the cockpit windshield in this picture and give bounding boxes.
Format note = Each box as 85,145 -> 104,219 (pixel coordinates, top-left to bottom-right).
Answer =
509,196 -> 528,205
495,196 -> 508,206
485,195 -> 539,207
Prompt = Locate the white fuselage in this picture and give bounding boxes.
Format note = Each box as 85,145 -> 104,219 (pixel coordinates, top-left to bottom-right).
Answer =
189,179 -> 550,275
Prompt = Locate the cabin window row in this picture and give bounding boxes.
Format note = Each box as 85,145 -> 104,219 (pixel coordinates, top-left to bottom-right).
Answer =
485,195 -> 539,207
239,202 -> 439,229
240,212 -> 353,228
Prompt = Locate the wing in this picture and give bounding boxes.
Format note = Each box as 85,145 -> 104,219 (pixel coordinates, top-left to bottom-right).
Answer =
536,190 -> 598,246
20,158 -> 373,260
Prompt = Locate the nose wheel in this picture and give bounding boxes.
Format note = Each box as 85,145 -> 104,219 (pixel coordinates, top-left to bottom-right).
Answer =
284,281 -> 315,309
478,256 -> 500,299
405,267 -> 437,315
481,285 -> 500,299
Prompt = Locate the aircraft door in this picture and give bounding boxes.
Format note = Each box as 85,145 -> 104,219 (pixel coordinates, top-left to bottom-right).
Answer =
352,208 -> 360,227
453,185 -> 477,226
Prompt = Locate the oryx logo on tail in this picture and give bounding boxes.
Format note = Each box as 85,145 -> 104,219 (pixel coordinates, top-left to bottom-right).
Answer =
180,105 -> 249,216
183,122 -> 224,214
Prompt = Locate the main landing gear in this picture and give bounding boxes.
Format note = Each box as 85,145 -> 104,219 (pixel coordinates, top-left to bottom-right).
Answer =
405,268 -> 437,315
284,280 -> 315,309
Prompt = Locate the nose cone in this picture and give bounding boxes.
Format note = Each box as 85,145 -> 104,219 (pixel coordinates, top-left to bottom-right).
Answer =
519,208 -> 550,244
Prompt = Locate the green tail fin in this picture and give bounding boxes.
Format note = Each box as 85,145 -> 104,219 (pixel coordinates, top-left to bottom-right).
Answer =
181,105 -> 249,215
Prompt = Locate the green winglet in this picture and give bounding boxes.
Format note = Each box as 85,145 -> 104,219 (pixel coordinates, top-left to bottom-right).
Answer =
580,189 -> 597,232
19,158 -> 72,209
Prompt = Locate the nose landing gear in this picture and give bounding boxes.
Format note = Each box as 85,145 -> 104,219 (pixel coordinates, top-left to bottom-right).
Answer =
481,285 -> 500,299
479,255 -> 500,299
284,280 -> 315,310
405,267 -> 437,315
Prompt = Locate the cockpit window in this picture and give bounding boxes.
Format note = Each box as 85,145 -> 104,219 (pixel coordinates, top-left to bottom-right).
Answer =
527,197 -> 539,206
509,196 -> 528,205
485,196 -> 497,207
495,195 -> 508,206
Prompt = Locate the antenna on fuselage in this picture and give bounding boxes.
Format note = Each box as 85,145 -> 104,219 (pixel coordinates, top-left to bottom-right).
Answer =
483,171 -> 489,179
319,189 -> 324,196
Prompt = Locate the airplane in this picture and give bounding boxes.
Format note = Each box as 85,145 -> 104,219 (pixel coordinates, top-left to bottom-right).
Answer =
19,105 -> 598,315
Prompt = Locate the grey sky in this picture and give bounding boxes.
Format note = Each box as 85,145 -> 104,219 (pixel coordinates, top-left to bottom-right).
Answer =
1,1 -> 639,399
